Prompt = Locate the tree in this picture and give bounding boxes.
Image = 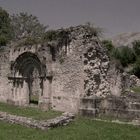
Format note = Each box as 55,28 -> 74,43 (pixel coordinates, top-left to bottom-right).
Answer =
11,12 -> 47,41
111,46 -> 136,67
132,40 -> 140,56
132,58 -> 140,78
102,40 -> 114,52
0,7 -> 12,46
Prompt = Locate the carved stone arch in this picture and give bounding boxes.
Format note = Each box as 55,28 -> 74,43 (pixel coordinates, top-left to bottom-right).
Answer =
12,52 -> 46,78
8,51 -> 50,107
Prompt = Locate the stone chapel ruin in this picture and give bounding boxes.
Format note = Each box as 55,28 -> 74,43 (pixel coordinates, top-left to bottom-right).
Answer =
0,25 -> 140,121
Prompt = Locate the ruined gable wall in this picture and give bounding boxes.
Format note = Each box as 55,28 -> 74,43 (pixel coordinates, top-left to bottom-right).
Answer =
0,25 -> 134,114
51,26 -> 110,113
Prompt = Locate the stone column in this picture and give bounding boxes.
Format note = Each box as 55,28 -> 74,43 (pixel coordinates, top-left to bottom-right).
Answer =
21,80 -> 29,106
39,77 -> 52,111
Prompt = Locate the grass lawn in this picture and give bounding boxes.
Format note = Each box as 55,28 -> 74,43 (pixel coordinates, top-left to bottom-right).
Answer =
131,86 -> 140,93
0,117 -> 140,140
0,102 -> 62,120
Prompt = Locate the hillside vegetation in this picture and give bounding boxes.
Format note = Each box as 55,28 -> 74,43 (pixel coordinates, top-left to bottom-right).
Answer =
102,39 -> 140,78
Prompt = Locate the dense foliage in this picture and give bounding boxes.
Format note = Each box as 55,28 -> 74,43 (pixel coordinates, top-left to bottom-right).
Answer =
42,29 -> 70,45
0,7 -> 48,46
133,40 -> 140,56
111,46 -> 136,67
1,7 -> 140,77
102,40 -> 114,53
0,7 -> 12,46
132,58 -> 140,78
102,39 -> 140,77
102,40 -> 136,66
11,12 -> 47,41
0,7 -> 103,47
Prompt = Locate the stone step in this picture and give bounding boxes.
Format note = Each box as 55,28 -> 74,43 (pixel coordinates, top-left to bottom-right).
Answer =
130,102 -> 140,110
79,107 -> 97,117
104,109 -> 140,120
80,97 -> 101,109
122,109 -> 140,119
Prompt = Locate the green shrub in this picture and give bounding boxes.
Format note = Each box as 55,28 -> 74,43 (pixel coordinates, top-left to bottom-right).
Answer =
23,37 -> 39,45
11,12 -> 47,41
42,30 -> 58,41
132,40 -> 140,56
0,35 -> 8,46
102,40 -> 114,52
132,58 -> 140,78
111,46 -> 136,67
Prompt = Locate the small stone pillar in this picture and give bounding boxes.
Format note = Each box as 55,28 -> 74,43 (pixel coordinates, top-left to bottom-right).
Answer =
39,76 -> 52,111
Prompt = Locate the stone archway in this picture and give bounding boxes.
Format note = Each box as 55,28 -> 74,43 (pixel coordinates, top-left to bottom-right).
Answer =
8,52 -> 46,106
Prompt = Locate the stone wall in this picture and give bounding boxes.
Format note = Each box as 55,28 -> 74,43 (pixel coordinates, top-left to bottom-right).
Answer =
0,44 -> 53,108
0,46 -> 11,103
80,92 -> 140,121
0,25 -> 139,116
51,26 -> 110,113
107,60 -> 140,97
0,111 -> 74,130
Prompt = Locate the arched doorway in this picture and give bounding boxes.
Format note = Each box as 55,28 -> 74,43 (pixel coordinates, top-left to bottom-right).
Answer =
9,52 -> 46,106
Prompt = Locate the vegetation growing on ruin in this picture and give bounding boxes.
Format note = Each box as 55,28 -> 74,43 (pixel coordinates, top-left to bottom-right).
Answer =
1,6 -> 140,77
0,117 -> 140,140
102,40 -> 114,53
84,22 -> 103,37
11,12 -> 47,41
0,102 -> 62,120
0,7 -> 103,48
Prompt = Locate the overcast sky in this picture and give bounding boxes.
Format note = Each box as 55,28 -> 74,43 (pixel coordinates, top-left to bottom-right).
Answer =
0,0 -> 140,37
